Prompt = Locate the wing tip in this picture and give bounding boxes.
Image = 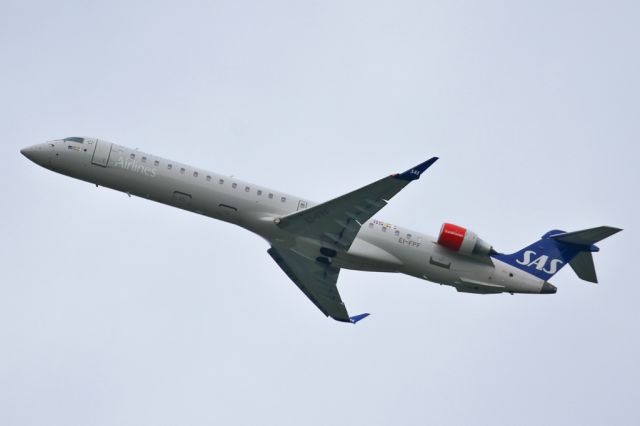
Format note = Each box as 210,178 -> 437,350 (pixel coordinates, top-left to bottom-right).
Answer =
395,157 -> 439,181
349,313 -> 370,324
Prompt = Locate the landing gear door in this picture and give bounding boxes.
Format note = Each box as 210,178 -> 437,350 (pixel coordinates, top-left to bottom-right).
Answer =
92,140 -> 112,167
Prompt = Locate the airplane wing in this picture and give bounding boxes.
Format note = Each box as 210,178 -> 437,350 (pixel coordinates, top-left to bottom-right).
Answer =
267,247 -> 369,323
276,157 -> 438,250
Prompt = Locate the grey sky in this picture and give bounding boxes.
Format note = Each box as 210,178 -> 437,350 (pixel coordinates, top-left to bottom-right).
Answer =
1,1 -> 639,425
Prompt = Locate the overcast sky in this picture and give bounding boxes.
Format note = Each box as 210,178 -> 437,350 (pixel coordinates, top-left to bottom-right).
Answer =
1,1 -> 639,425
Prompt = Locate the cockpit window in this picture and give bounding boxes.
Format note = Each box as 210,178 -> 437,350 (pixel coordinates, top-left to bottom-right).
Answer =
63,137 -> 84,143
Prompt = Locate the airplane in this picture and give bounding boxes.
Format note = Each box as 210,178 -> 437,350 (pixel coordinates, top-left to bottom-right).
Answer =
21,137 -> 622,324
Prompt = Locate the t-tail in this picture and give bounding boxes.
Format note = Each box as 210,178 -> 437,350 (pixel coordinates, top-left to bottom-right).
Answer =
493,226 -> 622,283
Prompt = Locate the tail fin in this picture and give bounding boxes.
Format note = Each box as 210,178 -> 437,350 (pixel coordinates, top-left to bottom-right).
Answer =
493,226 -> 621,282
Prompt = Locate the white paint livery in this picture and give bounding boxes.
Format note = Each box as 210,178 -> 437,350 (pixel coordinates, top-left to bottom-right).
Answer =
21,137 -> 620,323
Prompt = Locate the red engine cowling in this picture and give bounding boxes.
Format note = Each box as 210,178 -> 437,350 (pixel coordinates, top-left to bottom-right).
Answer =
437,223 -> 494,256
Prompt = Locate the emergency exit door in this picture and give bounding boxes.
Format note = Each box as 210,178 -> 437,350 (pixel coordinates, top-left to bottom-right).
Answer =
91,140 -> 112,167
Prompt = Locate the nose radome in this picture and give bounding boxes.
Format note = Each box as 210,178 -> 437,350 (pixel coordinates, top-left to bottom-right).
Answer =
20,145 -> 37,160
21,143 -> 52,167
541,282 -> 557,294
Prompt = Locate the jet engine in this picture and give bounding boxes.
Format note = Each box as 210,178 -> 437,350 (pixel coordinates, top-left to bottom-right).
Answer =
437,223 -> 495,256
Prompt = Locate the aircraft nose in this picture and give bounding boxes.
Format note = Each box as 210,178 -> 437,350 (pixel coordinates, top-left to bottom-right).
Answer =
20,146 -> 34,159
21,143 -> 52,167
541,282 -> 557,294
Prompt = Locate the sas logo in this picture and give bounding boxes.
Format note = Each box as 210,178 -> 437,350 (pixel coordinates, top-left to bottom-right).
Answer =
517,250 -> 563,274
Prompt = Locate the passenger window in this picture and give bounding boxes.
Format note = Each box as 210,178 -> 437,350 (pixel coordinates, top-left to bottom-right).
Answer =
142,156 -> 147,162
407,234 -> 412,240
130,153 -> 135,159
281,197 -> 286,202
394,230 -> 400,237
257,190 -> 262,196
206,175 -> 211,182
268,193 -> 274,199
154,160 -> 159,166
232,183 -> 237,189
168,164 -> 173,170
382,227 -> 387,232
193,171 -> 199,178
219,178 -> 224,184
245,186 -> 250,192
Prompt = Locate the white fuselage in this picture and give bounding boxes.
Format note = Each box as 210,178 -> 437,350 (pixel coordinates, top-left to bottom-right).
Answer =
23,138 -> 548,295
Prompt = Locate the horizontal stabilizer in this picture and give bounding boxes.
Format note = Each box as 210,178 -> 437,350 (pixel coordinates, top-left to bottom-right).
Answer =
550,226 -> 621,284
551,226 -> 622,247
569,251 -> 598,283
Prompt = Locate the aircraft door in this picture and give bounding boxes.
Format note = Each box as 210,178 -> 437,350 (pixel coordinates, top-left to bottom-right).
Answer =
92,140 -> 112,167
297,200 -> 308,211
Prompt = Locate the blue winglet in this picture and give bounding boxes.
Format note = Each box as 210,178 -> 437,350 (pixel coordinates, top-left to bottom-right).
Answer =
350,313 -> 370,324
395,157 -> 439,181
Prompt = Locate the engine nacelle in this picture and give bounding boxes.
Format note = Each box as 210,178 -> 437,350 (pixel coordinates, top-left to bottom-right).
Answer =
437,223 -> 494,256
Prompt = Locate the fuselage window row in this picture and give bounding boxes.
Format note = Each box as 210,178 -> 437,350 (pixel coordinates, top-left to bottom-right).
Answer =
135,160 -> 284,204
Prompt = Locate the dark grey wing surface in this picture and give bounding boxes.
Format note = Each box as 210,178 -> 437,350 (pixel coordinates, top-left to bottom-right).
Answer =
269,157 -> 438,323
268,247 -> 354,322
276,157 -> 438,250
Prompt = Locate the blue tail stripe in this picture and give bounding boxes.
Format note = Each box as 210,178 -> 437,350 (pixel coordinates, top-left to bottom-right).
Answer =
493,230 -> 584,280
